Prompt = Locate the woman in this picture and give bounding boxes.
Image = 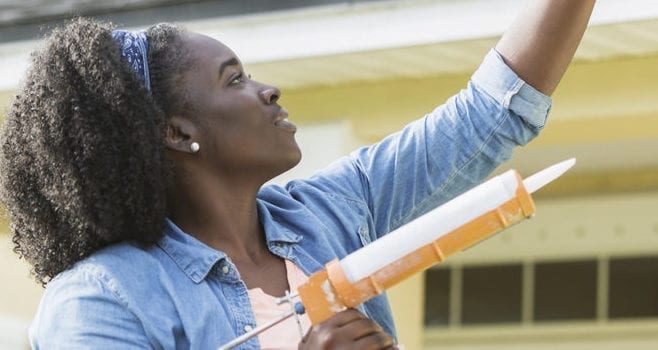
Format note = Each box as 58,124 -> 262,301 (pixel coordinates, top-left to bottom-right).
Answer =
0,1 -> 595,349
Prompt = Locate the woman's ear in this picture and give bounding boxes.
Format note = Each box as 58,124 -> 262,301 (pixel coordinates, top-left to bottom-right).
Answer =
165,116 -> 200,154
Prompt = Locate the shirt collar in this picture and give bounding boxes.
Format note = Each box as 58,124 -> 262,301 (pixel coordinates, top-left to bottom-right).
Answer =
157,218 -> 224,284
157,202 -> 301,284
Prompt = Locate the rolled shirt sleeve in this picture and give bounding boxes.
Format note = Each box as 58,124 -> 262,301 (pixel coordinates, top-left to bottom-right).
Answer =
472,49 -> 552,129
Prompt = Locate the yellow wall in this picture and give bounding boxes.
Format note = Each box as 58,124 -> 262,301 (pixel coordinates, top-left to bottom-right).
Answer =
0,228 -> 41,348
388,275 -> 425,350
0,234 -> 42,321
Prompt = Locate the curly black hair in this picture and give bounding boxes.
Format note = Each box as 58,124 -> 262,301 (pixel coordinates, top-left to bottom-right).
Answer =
0,18 -> 193,285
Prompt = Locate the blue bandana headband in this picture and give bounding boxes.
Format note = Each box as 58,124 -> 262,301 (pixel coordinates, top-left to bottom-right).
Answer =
112,30 -> 152,92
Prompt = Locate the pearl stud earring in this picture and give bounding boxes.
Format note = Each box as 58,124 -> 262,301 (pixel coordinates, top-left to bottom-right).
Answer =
190,142 -> 200,153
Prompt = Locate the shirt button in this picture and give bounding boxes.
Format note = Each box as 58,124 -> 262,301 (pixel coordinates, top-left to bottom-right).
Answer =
244,325 -> 253,332
221,266 -> 229,274
359,227 -> 368,235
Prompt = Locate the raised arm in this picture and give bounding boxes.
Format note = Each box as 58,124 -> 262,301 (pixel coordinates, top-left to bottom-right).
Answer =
298,1 -> 596,240
496,0 -> 596,96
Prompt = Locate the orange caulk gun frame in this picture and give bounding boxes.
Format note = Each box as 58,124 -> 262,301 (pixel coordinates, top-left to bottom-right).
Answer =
298,170 -> 535,325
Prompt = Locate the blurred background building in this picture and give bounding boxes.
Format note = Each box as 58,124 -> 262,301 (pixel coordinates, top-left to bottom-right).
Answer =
2,0 -> 658,349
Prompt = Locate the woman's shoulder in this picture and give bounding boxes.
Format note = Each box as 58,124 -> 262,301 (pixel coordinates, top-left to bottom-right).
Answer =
73,241 -> 158,274
30,241 -> 164,348
35,241 -> 171,323
44,241 -> 165,300
260,174 -> 367,208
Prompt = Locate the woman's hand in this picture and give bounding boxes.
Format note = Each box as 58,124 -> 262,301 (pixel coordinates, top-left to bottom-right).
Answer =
298,309 -> 396,350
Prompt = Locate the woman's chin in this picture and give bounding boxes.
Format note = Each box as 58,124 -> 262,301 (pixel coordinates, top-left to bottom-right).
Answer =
282,150 -> 303,173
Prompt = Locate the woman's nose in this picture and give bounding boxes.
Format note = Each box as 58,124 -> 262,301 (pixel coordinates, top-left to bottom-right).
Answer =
259,86 -> 281,104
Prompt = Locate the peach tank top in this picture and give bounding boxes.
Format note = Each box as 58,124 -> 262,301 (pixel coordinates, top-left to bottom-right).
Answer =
247,260 -> 311,349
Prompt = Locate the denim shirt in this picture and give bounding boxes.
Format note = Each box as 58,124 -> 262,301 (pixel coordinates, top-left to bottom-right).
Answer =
29,49 -> 551,349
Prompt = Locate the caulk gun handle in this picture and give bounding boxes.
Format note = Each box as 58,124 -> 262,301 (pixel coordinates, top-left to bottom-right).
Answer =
217,303 -> 306,350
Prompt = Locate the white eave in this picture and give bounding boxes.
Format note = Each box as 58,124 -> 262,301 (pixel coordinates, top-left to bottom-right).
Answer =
3,0 -> 658,91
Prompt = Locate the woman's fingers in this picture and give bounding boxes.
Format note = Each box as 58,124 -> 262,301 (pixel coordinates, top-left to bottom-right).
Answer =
328,308 -> 369,327
352,329 -> 395,350
298,309 -> 395,350
340,317 -> 384,340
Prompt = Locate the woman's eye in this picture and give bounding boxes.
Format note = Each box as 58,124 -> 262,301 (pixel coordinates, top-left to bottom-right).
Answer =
229,74 -> 243,85
229,73 -> 250,85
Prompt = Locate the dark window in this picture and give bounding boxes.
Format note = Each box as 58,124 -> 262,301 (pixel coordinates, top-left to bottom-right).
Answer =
534,260 -> 597,321
462,264 -> 522,324
609,256 -> 658,319
424,268 -> 450,326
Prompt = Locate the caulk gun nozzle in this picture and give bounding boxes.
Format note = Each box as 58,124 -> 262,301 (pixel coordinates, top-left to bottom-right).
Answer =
523,158 -> 576,194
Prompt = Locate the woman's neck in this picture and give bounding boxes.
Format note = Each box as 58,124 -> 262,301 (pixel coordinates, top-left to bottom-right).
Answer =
166,171 -> 269,261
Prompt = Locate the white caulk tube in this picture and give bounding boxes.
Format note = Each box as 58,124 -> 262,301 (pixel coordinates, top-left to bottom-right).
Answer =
339,170 -> 520,283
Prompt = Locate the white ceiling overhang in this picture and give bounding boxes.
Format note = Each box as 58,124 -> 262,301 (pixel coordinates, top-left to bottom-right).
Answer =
3,0 -> 658,91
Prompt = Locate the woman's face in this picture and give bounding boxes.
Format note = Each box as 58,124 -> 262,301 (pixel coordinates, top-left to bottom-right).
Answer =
178,32 -> 301,181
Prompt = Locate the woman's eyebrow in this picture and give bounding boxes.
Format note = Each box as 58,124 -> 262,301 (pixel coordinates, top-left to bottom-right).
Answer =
219,57 -> 240,78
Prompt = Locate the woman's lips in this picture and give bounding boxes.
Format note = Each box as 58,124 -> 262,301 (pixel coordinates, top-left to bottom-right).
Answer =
274,117 -> 297,133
